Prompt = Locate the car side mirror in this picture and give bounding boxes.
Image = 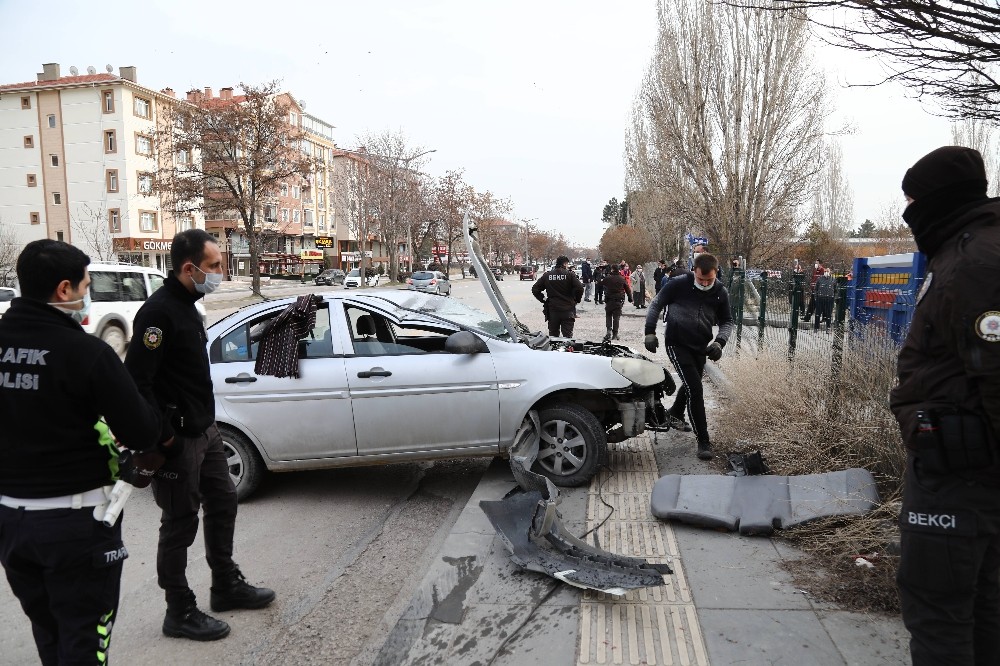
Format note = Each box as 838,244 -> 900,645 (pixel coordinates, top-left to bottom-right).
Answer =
445,331 -> 488,354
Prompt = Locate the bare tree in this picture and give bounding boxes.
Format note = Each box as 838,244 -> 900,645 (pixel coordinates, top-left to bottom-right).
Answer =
754,0 -> 1000,120
71,203 -> 118,262
0,216 -> 19,287
153,81 -> 318,296
626,0 -> 829,266
431,170 -> 476,274
809,140 -> 855,236
951,119 -> 1000,196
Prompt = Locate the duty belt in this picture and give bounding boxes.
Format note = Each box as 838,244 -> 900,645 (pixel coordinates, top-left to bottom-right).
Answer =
0,486 -> 111,510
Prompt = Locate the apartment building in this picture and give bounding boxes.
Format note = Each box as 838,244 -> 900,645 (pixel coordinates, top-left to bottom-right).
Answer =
0,62 -> 202,270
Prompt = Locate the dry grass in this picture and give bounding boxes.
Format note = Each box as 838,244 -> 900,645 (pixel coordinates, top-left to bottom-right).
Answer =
713,330 -> 904,613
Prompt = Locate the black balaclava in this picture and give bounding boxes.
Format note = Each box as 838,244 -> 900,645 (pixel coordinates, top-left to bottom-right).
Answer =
901,146 -> 989,256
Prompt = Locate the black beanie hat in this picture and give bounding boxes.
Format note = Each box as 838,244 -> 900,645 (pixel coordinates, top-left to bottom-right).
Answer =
901,146 -> 988,200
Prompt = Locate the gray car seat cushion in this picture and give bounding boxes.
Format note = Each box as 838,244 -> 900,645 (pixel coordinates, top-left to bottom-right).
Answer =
649,469 -> 880,535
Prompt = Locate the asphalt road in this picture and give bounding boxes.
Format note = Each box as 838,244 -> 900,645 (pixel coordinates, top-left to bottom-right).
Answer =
0,273 -> 539,666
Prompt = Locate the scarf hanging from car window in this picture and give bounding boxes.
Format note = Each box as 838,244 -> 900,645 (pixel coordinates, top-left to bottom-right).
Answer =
253,295 -> 318,378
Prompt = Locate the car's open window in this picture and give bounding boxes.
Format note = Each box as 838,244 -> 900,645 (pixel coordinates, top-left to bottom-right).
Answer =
214,304 -> 333,362
344,305 -> 426,356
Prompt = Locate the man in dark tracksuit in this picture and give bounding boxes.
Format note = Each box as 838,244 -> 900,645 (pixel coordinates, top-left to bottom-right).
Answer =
125,230 -> 274,642
890,146 -> 1000,665
532,255 -> 584,337
602,264 -> 632,340
0,240 -> 161,665
644,253 -> 733,460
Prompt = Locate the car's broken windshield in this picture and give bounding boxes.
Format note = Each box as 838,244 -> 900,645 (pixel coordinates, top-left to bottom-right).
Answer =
383,292 -> 513,339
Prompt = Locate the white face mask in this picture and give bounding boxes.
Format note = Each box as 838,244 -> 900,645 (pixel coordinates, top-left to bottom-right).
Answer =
49,291 -> 92,324
694,280 -> 714,292
193,265 -> 223,294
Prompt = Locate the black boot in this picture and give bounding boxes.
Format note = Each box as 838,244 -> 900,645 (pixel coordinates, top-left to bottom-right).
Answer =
697,440 -> 713,461
210,567 -> 276,612
163,590 -> 231,641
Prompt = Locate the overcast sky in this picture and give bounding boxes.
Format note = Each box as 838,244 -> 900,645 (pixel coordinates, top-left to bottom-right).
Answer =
0,0 -> 955,248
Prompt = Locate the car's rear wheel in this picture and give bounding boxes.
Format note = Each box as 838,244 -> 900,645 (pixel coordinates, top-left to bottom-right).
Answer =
534,404 -> 606,487
100,323 -> 127,356
218,425 -> 265,501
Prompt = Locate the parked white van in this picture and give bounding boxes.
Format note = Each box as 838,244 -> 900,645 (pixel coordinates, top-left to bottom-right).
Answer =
85,263 -> 207,355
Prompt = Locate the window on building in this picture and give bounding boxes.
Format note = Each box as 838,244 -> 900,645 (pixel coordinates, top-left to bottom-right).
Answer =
303,209 -> 314,226
102,90 -> 115,113
289,112 -> 297,126
109,208 -> 121,233
292,186 -> 300,199
21,96 -> 31,110
293,209 -> 300,223
50,154 -> 59,167
134,96 -> 151,119
280,183 -> 288,197
177,215 -> 193,231
177,149 -> 190,165
47,115 -> 56,128
56,231 -> 63,242
319,213 -> 326,230
106,169 -> 118,193
280,208 -> 289,223
52,192 -> 62,205
105,130 -> 116,153
137,173 -> 153,194
139,211 -> 158,232
135,134 -> 152,156
30,212 -> 40,225
26,174 -> 37,187
264,205 -> 277,223
23,136 -> 33,149
318,192 -> 325,207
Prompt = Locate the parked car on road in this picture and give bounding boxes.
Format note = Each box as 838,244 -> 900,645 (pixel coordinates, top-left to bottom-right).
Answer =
206,217 -> 671,500
519,266 -> 536,281
314,269 -> 346,286
344,269 -> 387,288
0,287 -> 17,317
407,270 -> 451,296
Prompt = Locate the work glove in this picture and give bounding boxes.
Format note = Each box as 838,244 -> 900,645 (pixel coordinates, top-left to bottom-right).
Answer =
644,334 -> 659,353
706,340 -> 723,362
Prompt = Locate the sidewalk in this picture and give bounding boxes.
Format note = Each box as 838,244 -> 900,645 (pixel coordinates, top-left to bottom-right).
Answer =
368,295 -> 909,665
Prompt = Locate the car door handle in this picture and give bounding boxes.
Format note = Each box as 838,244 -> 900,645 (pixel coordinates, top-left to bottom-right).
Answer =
225,375 -> 258,383
357,368 -> 392,378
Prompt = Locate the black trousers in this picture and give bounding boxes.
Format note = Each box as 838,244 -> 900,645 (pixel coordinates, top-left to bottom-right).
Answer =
604,297 -> 625,336
814,297 -> 834,330
595,283 -> 605,303
0,504 -> 125,665
633,290 -> 646,308
547,309 -> 575,338
153,424 -> 238,604
898,454 -> 1000,665
665,346 -> 710,445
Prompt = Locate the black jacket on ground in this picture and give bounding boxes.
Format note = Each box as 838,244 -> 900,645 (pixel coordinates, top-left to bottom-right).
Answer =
891,199 -> 1000,454
644,273 -> 733,353
0,299 -> 159,497
532,267 -> 584,312
125,275 -> 214,443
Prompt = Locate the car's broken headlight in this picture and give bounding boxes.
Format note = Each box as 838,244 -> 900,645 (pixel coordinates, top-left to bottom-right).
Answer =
611,357 -> 666,387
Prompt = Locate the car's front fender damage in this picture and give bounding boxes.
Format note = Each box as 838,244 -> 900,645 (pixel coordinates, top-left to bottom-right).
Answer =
480,411 -> 671,595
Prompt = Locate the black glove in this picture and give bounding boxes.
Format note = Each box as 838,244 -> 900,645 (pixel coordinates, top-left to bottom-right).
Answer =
706,340 -> 723,362
644,334 -> 659,353
118,448 -> 165,489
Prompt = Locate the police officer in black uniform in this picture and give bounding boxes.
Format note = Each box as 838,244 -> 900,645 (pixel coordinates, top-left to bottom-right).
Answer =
890,146 -> 1000,665
0,240 -> 161,665
531,255 -> 584,337
125,230 -> 274,642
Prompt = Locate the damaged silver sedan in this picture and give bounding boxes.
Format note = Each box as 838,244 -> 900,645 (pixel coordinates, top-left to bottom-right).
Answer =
208,217 -> 673,500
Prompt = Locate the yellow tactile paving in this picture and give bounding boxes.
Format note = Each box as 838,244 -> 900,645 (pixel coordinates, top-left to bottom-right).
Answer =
577,434 -> 709,666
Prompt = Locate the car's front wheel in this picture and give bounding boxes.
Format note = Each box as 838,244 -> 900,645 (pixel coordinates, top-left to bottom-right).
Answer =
100,323 -> 127,356
534,404 -> 606,487
218,425 -> 265,501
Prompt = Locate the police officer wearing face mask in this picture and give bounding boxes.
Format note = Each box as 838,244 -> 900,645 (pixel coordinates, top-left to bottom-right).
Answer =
891,146 -> 1000,665
125,229 -> 274,642
0,240 -> 161,665
643,253 -> 733,460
